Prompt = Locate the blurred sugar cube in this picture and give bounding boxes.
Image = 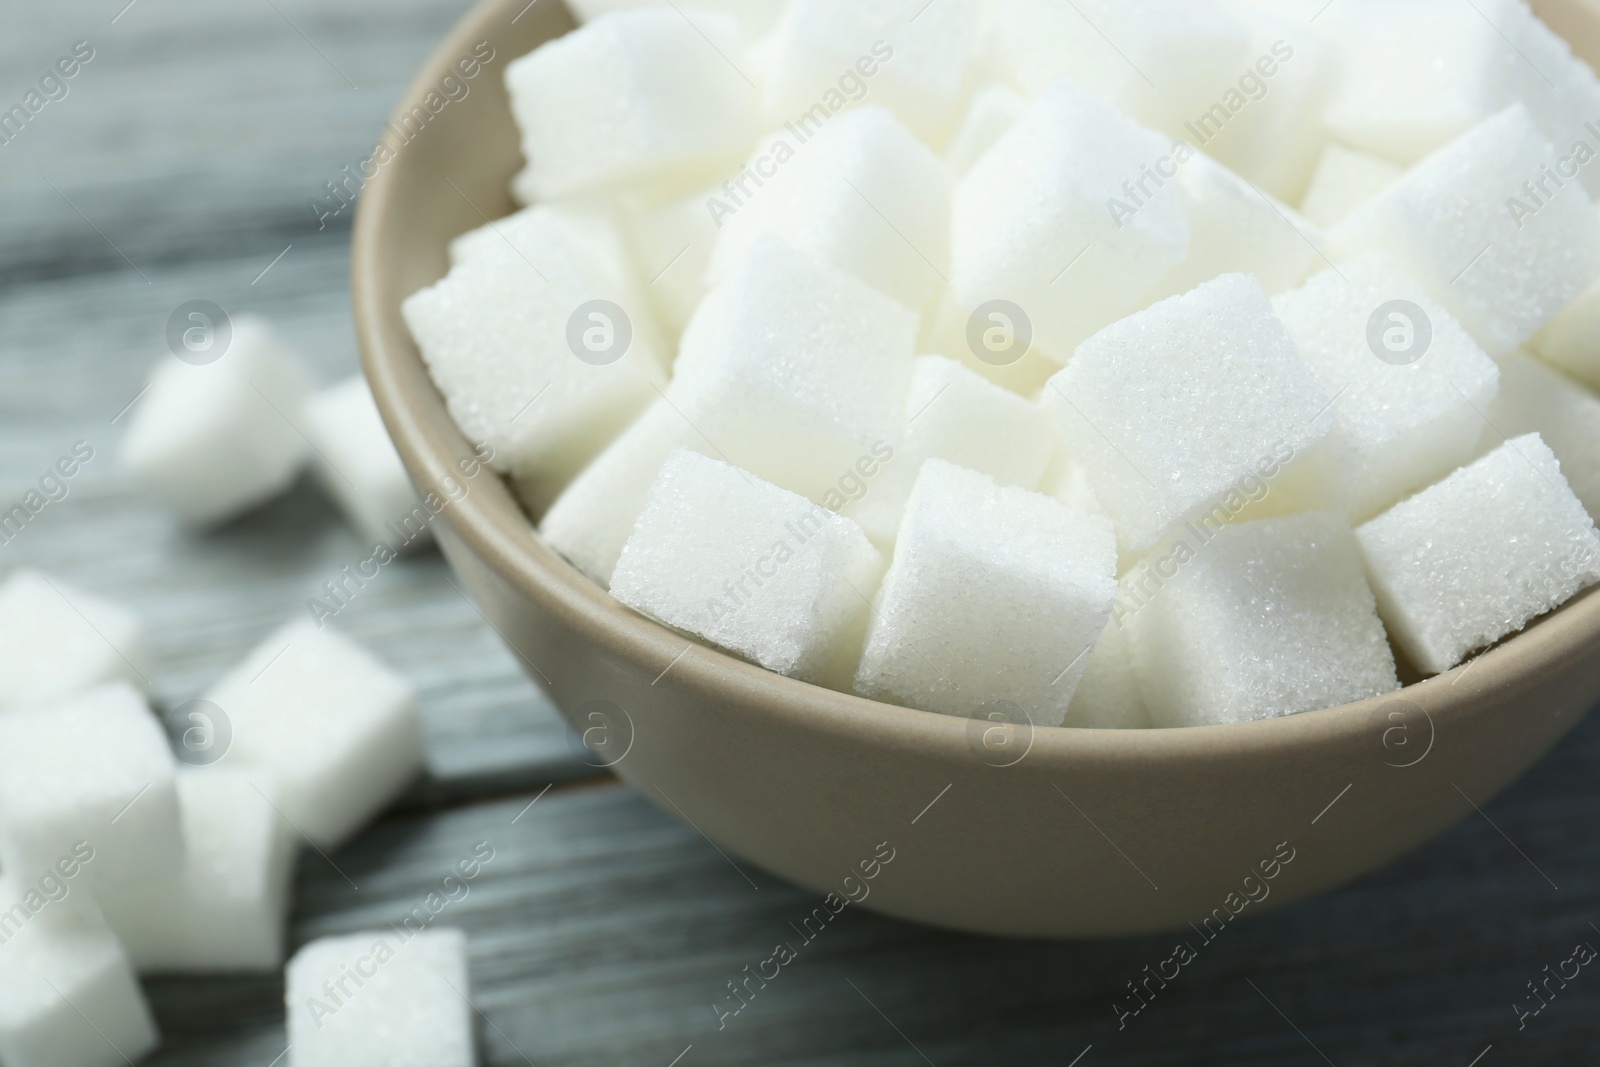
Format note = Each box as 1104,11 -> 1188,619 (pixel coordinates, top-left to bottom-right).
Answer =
302,377 -> 430,551
0,571 -> 148,711
1299,142 -> 1403,228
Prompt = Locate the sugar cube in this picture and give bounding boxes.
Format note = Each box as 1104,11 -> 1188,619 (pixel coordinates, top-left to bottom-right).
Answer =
1042,449 -> 1106,517
1272,252 -> 1502,519
505,9 -> 759,199
0,571 -> 148,711
404,204 -> 666,514
120,315 -> 314,525
0,685 -> 183,954
916,288 -> 1066,397
1356,433 -> 1600,674
943,83 -> 1028,176
611,450 -> 886,687
539,397 -> 703,586
134,770 -> 297,974
760,0 -> 980,143
854,461 -> 1118,726
0,878 -> 159,1067
1531,220 -> 1600,391
840,356 -> 1058,546
1330,105 -> 1600,360
617,179 -> 727,337
1042,273 -> 1340,553
668,237 -> 917,506
286,928 -> 472,1067
1127,510 -> 1400,726
1298,143 -> 1404,228
302,377 -> 429,552
1146,152 -> 1323,302
1064,612 -> 1150,730
951,79 -> 1190,362
707,106 -> 952,313
1484,351 -> 1600,522
204,620 -> 423,848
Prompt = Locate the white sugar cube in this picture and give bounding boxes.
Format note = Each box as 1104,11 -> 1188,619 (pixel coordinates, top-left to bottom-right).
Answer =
761,0 -> 980,143
668,237 -> 917,505
1064,613 -> 1149,730
0,685 -> 183,953
1330,105 -> 1600,359
539,397 -> 702,586
120,315 -> 313,525
1272,253 -> 1502,519
302,377 -> 429,552
404,205 -> 666,514
1485,351 -> 1600,522
611,450 -> 885,687
1532,247 -> 1600,391
951,80 -> 1190,362
840,356 -> 1057,545
566,0 -> 785,42
1147,152 -> 1323,302
204,620 -> 423,848
134,770 -> 296,974
1299,143 -> 1404,228
0,571 -> 148,711
1321,0 -> 1600,195
286,929 -> 472,1067
943,83 -> 1028,176
505,9 -> 759,198
854,461 -> 1118,726
1042,273 -> 1339,552
1356,433 -> 1600,674
1128,511 -> 1400,726
707,106 -> 952,313
618,180 -> 726,337
0,878 -> 159,1067
916,289 -> 1066,397
985,0 -> 1253,143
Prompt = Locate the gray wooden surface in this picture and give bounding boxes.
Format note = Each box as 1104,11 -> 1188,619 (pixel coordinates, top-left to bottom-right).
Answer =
3,1 -> 1598,1064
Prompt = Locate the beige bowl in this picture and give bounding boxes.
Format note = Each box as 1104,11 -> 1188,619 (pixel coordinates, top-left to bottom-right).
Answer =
355,0 -> 1600,937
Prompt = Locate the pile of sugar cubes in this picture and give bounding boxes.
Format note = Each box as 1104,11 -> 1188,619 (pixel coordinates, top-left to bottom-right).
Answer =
401,0 -> 1600,731
0,568 -> 484,1066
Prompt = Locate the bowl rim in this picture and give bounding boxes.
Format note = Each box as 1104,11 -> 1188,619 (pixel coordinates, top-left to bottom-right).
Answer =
354,0 -> 1600,767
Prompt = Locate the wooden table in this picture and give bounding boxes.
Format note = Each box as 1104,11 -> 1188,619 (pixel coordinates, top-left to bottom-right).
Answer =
3,2 -> 1597,1063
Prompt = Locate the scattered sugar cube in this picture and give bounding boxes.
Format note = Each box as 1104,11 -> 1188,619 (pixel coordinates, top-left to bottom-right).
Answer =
120,315 -> 314,525
1532,227 -> 1600,391
951,79 -> 1190,361
0,877 -> 159,1067
1356,433 -> 1600,674
1485,351 -> 1600,521
1064,611 -> 1150,730
404,204 -> 666,514
1330,105 -> 1600,360
0,685 -> 183,954
1299,143 -> 1404,228
0,570 -> 148,711
707,106 -> 952,313
1127,511 -> 1400,726
668,237 -> 917,506
1272,252 -> 1502,519
840,356 -> 1057,545
1147,152 -> 1323,302
286,928 -> 472,1067
1042,273 -> 1339,553
135,770 -> 297,974
505,9 -> 759,198
204,620 -> 423,848
611,450 -> 885,687
539,397 -> 703,587
943,83 -> 1028,176
985,0 -> 1253,143
854,461 -> 1118,726
302,377 -> 429,552
566,0 -> 785,42
761,0 -> 980,143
